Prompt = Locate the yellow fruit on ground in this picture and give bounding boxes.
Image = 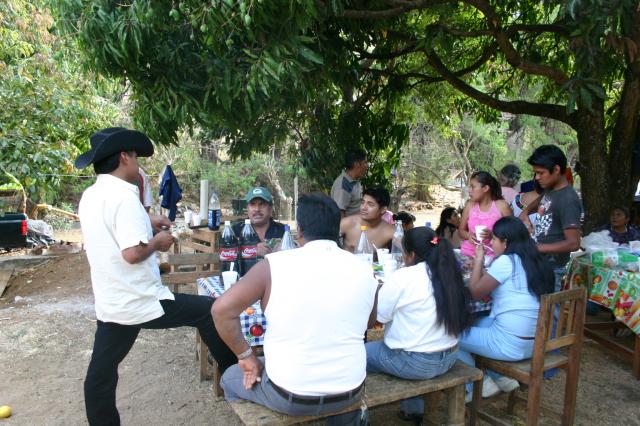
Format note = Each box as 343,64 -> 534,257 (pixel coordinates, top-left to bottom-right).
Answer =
0,405 -> 12,418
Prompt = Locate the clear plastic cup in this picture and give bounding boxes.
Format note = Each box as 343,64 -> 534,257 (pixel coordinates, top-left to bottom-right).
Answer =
475,225 -> 488,241
222,271 -> 239,291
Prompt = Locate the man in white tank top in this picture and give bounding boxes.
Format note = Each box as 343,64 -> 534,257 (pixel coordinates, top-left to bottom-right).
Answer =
213,193 -> 378,423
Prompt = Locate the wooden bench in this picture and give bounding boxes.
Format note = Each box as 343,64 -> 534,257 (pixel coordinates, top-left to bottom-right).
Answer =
229,362 -> 482,426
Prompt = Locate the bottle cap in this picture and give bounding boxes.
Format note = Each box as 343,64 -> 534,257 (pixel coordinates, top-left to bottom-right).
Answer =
245,219 -> 250,224
360,225 -> 368,231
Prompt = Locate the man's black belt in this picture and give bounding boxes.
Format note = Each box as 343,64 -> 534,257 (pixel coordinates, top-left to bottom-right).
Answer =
270,380 -> 364,405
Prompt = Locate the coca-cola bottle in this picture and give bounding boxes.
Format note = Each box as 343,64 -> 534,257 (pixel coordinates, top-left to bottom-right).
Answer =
219,221 -> 238,273
239,219 -> 259,276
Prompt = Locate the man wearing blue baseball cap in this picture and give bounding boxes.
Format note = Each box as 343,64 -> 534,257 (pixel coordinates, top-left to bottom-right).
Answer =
232,187 -> 286,257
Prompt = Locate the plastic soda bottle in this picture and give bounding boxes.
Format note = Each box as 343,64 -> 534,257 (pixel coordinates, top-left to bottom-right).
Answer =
207,190 -> 221,230
280,224 -> 296,251
391,220 -> 404,268
219,221 -> 238,272
354,225 -> 374,266
239,219 -> 259,276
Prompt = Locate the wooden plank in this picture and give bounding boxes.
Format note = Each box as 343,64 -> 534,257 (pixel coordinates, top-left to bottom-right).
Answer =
229,364 -> 482,426
165,252 -> 218,265
0,267 -> 14,297
180,240 -> 215,253
584,327 -> 634,360
161,270 -> 220,285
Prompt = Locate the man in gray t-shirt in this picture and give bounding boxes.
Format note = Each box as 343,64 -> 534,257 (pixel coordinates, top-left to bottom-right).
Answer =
330,149 -> 368,217
533,185 -> 582,268
521,145 -> 582,291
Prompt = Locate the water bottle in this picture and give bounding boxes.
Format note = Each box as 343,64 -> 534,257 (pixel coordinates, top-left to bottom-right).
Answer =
354,225 -> 374,266
391,220 -> 404,268
280,224 -> 296,251
207,190 -> 221,230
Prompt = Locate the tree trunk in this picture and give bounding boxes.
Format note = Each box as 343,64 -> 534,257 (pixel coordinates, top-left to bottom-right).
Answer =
575,106 -> 609,232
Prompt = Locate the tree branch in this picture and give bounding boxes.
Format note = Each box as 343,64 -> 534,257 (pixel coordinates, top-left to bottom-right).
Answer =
463,0 -> 570,85
365,43 -> 497,86
425,48 -> 576,127
339,0 -> 452,20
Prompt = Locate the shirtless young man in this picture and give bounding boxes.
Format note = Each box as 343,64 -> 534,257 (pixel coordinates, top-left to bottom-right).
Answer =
340,187 -> 395,252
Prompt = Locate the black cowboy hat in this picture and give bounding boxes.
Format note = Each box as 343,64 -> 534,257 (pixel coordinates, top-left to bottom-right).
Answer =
74,127 -> 154,169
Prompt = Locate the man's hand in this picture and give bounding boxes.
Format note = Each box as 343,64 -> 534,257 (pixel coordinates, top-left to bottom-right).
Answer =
239,354 -> 263,389
151,231 -> 175,252
149,214 -> 172,234
256,241 -> 272,257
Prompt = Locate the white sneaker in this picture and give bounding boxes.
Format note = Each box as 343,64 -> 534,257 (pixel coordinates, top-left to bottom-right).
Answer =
482,376 -> 501,398
495,377 -> 520,392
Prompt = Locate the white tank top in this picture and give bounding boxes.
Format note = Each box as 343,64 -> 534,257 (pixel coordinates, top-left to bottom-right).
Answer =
264,240 -> 377,395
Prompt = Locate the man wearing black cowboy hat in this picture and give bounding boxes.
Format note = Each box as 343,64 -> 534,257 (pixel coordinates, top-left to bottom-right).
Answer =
76,127 -> 236,425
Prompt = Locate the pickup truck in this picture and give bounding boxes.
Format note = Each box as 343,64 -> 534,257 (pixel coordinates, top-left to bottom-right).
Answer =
0,170 -> 28,249
0,212 -> 28,249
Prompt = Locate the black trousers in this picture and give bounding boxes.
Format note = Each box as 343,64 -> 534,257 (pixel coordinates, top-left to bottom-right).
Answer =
84,293 -> 236,426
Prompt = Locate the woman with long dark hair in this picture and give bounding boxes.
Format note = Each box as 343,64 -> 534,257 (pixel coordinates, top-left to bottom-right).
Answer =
458,171 -> 512,260
366,227 -> 472,423
457,216 -> 554,398
435,206 -> 461,248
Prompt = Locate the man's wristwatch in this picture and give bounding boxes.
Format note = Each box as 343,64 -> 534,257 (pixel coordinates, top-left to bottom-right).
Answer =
237,347 -> 253,360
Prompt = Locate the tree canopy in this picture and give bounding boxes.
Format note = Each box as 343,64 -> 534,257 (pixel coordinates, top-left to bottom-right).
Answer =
55,0 -> 640,228
0,0 -> 121,203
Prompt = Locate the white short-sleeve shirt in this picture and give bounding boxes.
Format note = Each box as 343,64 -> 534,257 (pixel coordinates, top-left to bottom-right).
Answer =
79,174 -> 174,325
377,262 -> 458,352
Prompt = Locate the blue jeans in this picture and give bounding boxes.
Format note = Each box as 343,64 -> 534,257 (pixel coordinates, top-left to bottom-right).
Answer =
457,316 -> 534,393
553,266 -> 566,292
365,341 -> 458,415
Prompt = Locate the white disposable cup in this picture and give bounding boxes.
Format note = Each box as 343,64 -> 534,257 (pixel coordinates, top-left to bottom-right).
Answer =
192,214 -> 202,227
475,225 -> 488,241
378,253 -> 392,264
222,271 -> 239,291
184,210 -> 193,225
376,248 -> 389,260
383,259 -> 397,277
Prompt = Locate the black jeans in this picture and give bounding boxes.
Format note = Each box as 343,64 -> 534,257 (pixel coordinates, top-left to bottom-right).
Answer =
84,293 -> 236,426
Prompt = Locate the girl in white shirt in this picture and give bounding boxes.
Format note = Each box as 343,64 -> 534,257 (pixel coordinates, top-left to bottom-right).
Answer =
366,226 -> 472,423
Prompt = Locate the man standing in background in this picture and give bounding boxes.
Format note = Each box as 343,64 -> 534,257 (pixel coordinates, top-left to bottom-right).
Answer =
331,149 -> 368,218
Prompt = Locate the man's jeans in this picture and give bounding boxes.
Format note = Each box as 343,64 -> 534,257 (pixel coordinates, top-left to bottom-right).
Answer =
222,358 -> 366,426
365,341 -> 458,416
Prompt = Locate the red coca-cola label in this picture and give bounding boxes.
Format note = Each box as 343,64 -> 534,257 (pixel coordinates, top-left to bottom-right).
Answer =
218,248 -> 238,261
240,245 -> 257,259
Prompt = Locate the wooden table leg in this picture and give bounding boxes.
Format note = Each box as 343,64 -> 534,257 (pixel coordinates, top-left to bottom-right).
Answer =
445,384 -> 466,426
423,391 -> 441,425
634,333 -> 640,379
